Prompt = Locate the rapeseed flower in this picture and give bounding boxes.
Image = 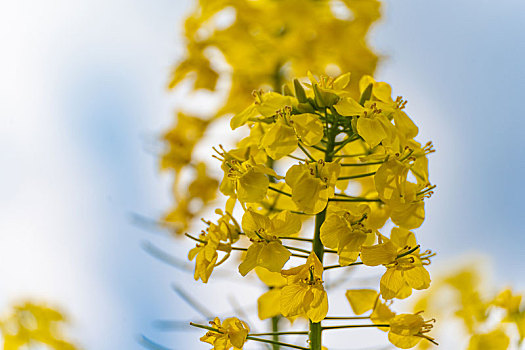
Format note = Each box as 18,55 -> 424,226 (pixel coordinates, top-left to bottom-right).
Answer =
281,253 -> 328,322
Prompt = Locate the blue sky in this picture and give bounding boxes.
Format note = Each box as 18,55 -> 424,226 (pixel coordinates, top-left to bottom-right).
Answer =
0,0 -> 523,349
372,0 -> 525,282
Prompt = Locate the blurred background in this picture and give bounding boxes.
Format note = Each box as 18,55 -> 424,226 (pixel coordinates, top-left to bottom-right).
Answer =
0,0 -> 524,349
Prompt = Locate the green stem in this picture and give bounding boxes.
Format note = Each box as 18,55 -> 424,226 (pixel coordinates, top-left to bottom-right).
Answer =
310,144 -> 327,152
312,208 -> 326,261
269,63 -> 284,350
250,331 -> 308,336
271,316 -> 281,350
328,197 -> 382,203
298,143 -> 317,162
324,245 -> 421,270
279,237 -> 313,242
396,245 -> 421,259
323,262 -> 363,270
309,322 -> 322,350
331,134 -> 359,155
333,153 -> 368,158
287,154 -> 306,161
322,324 -> 390,330
309,110 -> 336,350
283,245 -> 311,254
268,186 -> 292,197
340,160 -> 385,167
337,171 -> 376,180
185,233 -> 205,243
189,322 -> 221,333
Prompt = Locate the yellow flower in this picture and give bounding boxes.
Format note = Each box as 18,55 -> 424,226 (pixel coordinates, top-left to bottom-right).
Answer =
280,252 -> 328,322
334,97 -> 395,148
374,156 -> 434,229
360,240 -> 398,267
219,151 -> 281,203
333,96 -> 365,116
261,107 -> 324,160
200,317 -> 250,350
357,76 -> 419,141
361,228 -> 432,300
261,117 -> 297,160
388,313 -> 435,349
290,112 -> 324,146
285,160 -> 341,214
189,206 -> 240,283
359,75 -> 394,103
306,71 -> 352,108
238,209 -> 301,276
188,239 -> 219,284
320,206 -> 374,265
231,91 -> 297,130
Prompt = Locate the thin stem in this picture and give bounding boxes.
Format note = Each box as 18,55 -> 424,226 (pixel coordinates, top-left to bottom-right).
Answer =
271,316 -> 281,350
283,245 -> 311,254
185,233 -> 205,243
331,135 -> 359,155
417,185 -> 437,196
189,322 -> 221,333
333,153 -> 368,158
230,247 -> 248,252
246,336 -> 309,350
310,144 -> 327,152
287,154 -> 306,161
297,143 -> 316,162
250,331 -> 309,336
397,245 -> 421,259
321,324 -> 389,330
268,186 -> 292,197
324,245 -> 422,270
337,171 -> 376,180
329,197 -> 382,203
279,237 -> 313,242
324,262 -> 363,270
340,160 -> 385,167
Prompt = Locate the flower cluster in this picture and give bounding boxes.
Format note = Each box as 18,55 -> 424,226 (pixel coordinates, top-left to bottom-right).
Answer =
160,0 -> 382,235
188,72 -> 437,349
